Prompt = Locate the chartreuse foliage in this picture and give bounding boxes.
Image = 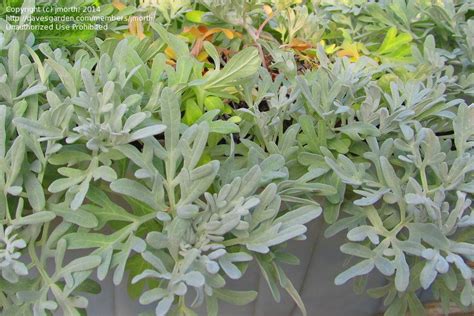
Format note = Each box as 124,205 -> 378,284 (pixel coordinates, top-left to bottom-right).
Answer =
0,0 -> 473,315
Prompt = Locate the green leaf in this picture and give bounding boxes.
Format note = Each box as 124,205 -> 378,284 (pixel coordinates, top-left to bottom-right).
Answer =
83,189 -> 137,225
407,223 -> 449,249
203,47 -> 260,91
250,255 -> 279,302
276,205 -> 322,229
179,161 -> 220,205
126,254 -> 158,299
246,224 -> 307,254
92,166 -> 117,182
110,179 -> 158,209
139,287 -> 168,305
185,10 -> 206,23
335,259 -> 375,285
208,120 -> 239,134
183,99 -> 203,126
206,296 -> 218,316
60,255 -> 101,275
26,46 -> 47,83
453,104 -> 474,154
204,96 -> 225,112
325,155 -> 362,186
275,264 -> 307,316
24,173 -> 45,212
46,58 -> 77,97
340,243 -> 374,259
407,293 -> 425,315
13,211 -> 56,226
380,157 -> 402,198
213,289 -> 258,306
377,27 -> 412,55
49,150 -> 91,165
64,225 -> 133,249
337,123 -> 380,141
71,179 -> 90,210
394,251 -> 410,292
14,84 -> 47,100
325,212 -> 362,237
48,203 -> 98,228
13,117 -> 62,138
150,23 -> 189,59
323,201 -> 342,224
129,125 -> 167,142
203,41 -> 220,71
385,297 -> 407,316
160,88 -> 181,153
74,279 -> 102,295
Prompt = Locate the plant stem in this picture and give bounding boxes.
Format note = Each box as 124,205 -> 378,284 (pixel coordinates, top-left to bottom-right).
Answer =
246,25 -> 268,69
138,212 -> 158,225
165,158 -> 176,214
420,165 -> 429,193
39,222 -> 50,264
28,241 -> 53,287
222,238 -> 240,247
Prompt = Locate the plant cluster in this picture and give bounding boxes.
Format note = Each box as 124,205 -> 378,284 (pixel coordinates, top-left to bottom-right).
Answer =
0,0 -> 473,315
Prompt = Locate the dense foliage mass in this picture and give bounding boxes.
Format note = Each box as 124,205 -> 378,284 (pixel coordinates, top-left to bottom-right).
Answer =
0,0 -> 473,315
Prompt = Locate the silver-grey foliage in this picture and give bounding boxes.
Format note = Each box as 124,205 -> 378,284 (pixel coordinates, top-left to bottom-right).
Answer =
0,1 -> 473,316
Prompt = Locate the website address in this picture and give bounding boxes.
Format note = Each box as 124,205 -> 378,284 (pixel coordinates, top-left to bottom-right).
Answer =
5,15 -> 126,23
